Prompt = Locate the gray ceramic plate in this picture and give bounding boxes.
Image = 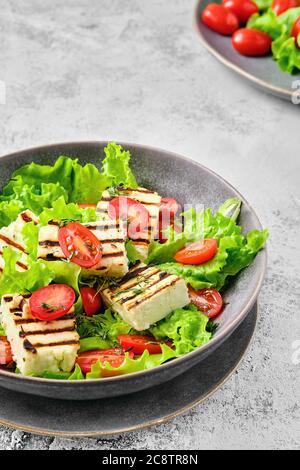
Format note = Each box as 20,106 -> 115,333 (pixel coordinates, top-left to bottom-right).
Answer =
195,0 -> 299,100
0,141 -> 267,400
0,304 -> 257,437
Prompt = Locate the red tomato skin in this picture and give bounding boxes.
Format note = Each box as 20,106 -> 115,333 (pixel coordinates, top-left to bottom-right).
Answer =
232,28 -> 272,56
222,0 -> 259,23
0,336 -> 13,365
118,335 -> 173,355
76,348 -> 134,375
272,0 -> 298,16
201,4 -> 239,36
291,17 -> 300,48
58,222 -> 102,268
174,239 -> 218,265
188,287 -> 223,318
80,287 -> 102,317
29,284 -> 76,321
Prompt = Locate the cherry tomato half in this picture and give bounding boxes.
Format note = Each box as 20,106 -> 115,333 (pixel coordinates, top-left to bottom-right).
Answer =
118,335 -> 173,355
174,239 -> 217,265
201,3 -> 239,36
108,196 -> 150,240
76,348 -> 134,376
188,286 -> 223,318
0,336 -> 13,365
222,0 -> 259,24
80,287 -> 102,317
232,28 -> 272,56
291,17 -> 300,48
58,222 -> 102,268
272,0 -> 298,16
29,284 -> 76,321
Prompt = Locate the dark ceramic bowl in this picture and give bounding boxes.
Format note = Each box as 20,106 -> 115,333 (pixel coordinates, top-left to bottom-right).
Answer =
0,142 -> 267,400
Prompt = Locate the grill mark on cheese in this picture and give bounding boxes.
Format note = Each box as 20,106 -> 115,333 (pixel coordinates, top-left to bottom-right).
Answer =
10,307 -> 24,313
41,253 -> 64,261
0,234 -> 26,252
112,264 -> 150,287
118,187 -> 154,194
85,223 -> 121,231
39,240 -> 60,247
118,272 -> 172,304
126,278 -> 180,310
0,267 -> 3,273
20,212 -> 37,224
19,326 -> 76,337
26,339 -> 79,350
15,313 -> 75,325
48,220 -> 60,226
111,268 -> 161,297
0,250 -> 28,270
102,251 -> 124,258
3,295 -> 13,302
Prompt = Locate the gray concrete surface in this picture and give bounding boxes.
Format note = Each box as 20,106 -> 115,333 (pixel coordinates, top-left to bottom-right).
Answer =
0,0 -> 299,450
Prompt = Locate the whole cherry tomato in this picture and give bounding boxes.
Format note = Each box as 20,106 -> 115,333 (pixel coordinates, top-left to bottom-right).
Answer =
201,3 -> 239,35
232,28 -> 272,56
272,0 -> 299,16
222,0 -> 259,24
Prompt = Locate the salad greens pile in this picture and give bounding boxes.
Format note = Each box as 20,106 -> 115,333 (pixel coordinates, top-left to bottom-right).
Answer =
248,7 -> 300,73
0,142 -> 268,380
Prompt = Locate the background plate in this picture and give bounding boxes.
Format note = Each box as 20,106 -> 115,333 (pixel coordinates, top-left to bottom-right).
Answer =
195,0 -> 298,101
0,304 -> 257,438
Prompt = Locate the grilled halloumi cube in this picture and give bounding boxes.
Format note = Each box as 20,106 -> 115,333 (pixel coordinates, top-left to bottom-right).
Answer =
1,293 -> 79,376
0,210 -> 39,274
37,220 -> 128,278
102,263 -> 189,331
97,187 -> 161,260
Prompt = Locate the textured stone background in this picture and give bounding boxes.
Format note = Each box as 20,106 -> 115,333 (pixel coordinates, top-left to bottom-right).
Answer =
0,0 -> 299,450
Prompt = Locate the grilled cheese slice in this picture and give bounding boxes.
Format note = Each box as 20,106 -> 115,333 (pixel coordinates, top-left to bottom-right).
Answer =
0,210 -> 39,274
37,220 -> 128,278
97,187 -> 161,260
102,263 -> 189,331
1,293 -> 79,376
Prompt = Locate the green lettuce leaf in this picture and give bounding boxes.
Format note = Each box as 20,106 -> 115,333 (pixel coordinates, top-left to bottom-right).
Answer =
39,196 -> 96,226
248,7 -> 300,73
101,142 -> 138,188
68,364 -> 85,380
0,248 -> 53,297
0,200 -> 23,228
150,305 -> 212,356
79,336 -> 112,353
86,343 -> 176,379
21,221 -> 39,264
125,240 -> 144,264
0,322 -> 6,335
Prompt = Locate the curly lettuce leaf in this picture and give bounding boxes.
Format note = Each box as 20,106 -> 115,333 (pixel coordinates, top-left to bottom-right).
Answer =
0,248 -> 53,297
150,305 -> 211,356
248,7 -> 300,73
86,343 -> 176,379
0,200 -> 23,229
125,240 -> 145,264
21,221 -> 39,263
101,142 -> 138,188
39,196 -> 96,226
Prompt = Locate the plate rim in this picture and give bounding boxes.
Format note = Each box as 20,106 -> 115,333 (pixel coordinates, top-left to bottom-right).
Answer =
194,0 -> 294,100
0,140 -> 267,387
0,303 -> 258,438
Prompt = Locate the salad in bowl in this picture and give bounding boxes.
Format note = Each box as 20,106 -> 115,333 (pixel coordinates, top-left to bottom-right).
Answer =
0,143 -> 268,381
